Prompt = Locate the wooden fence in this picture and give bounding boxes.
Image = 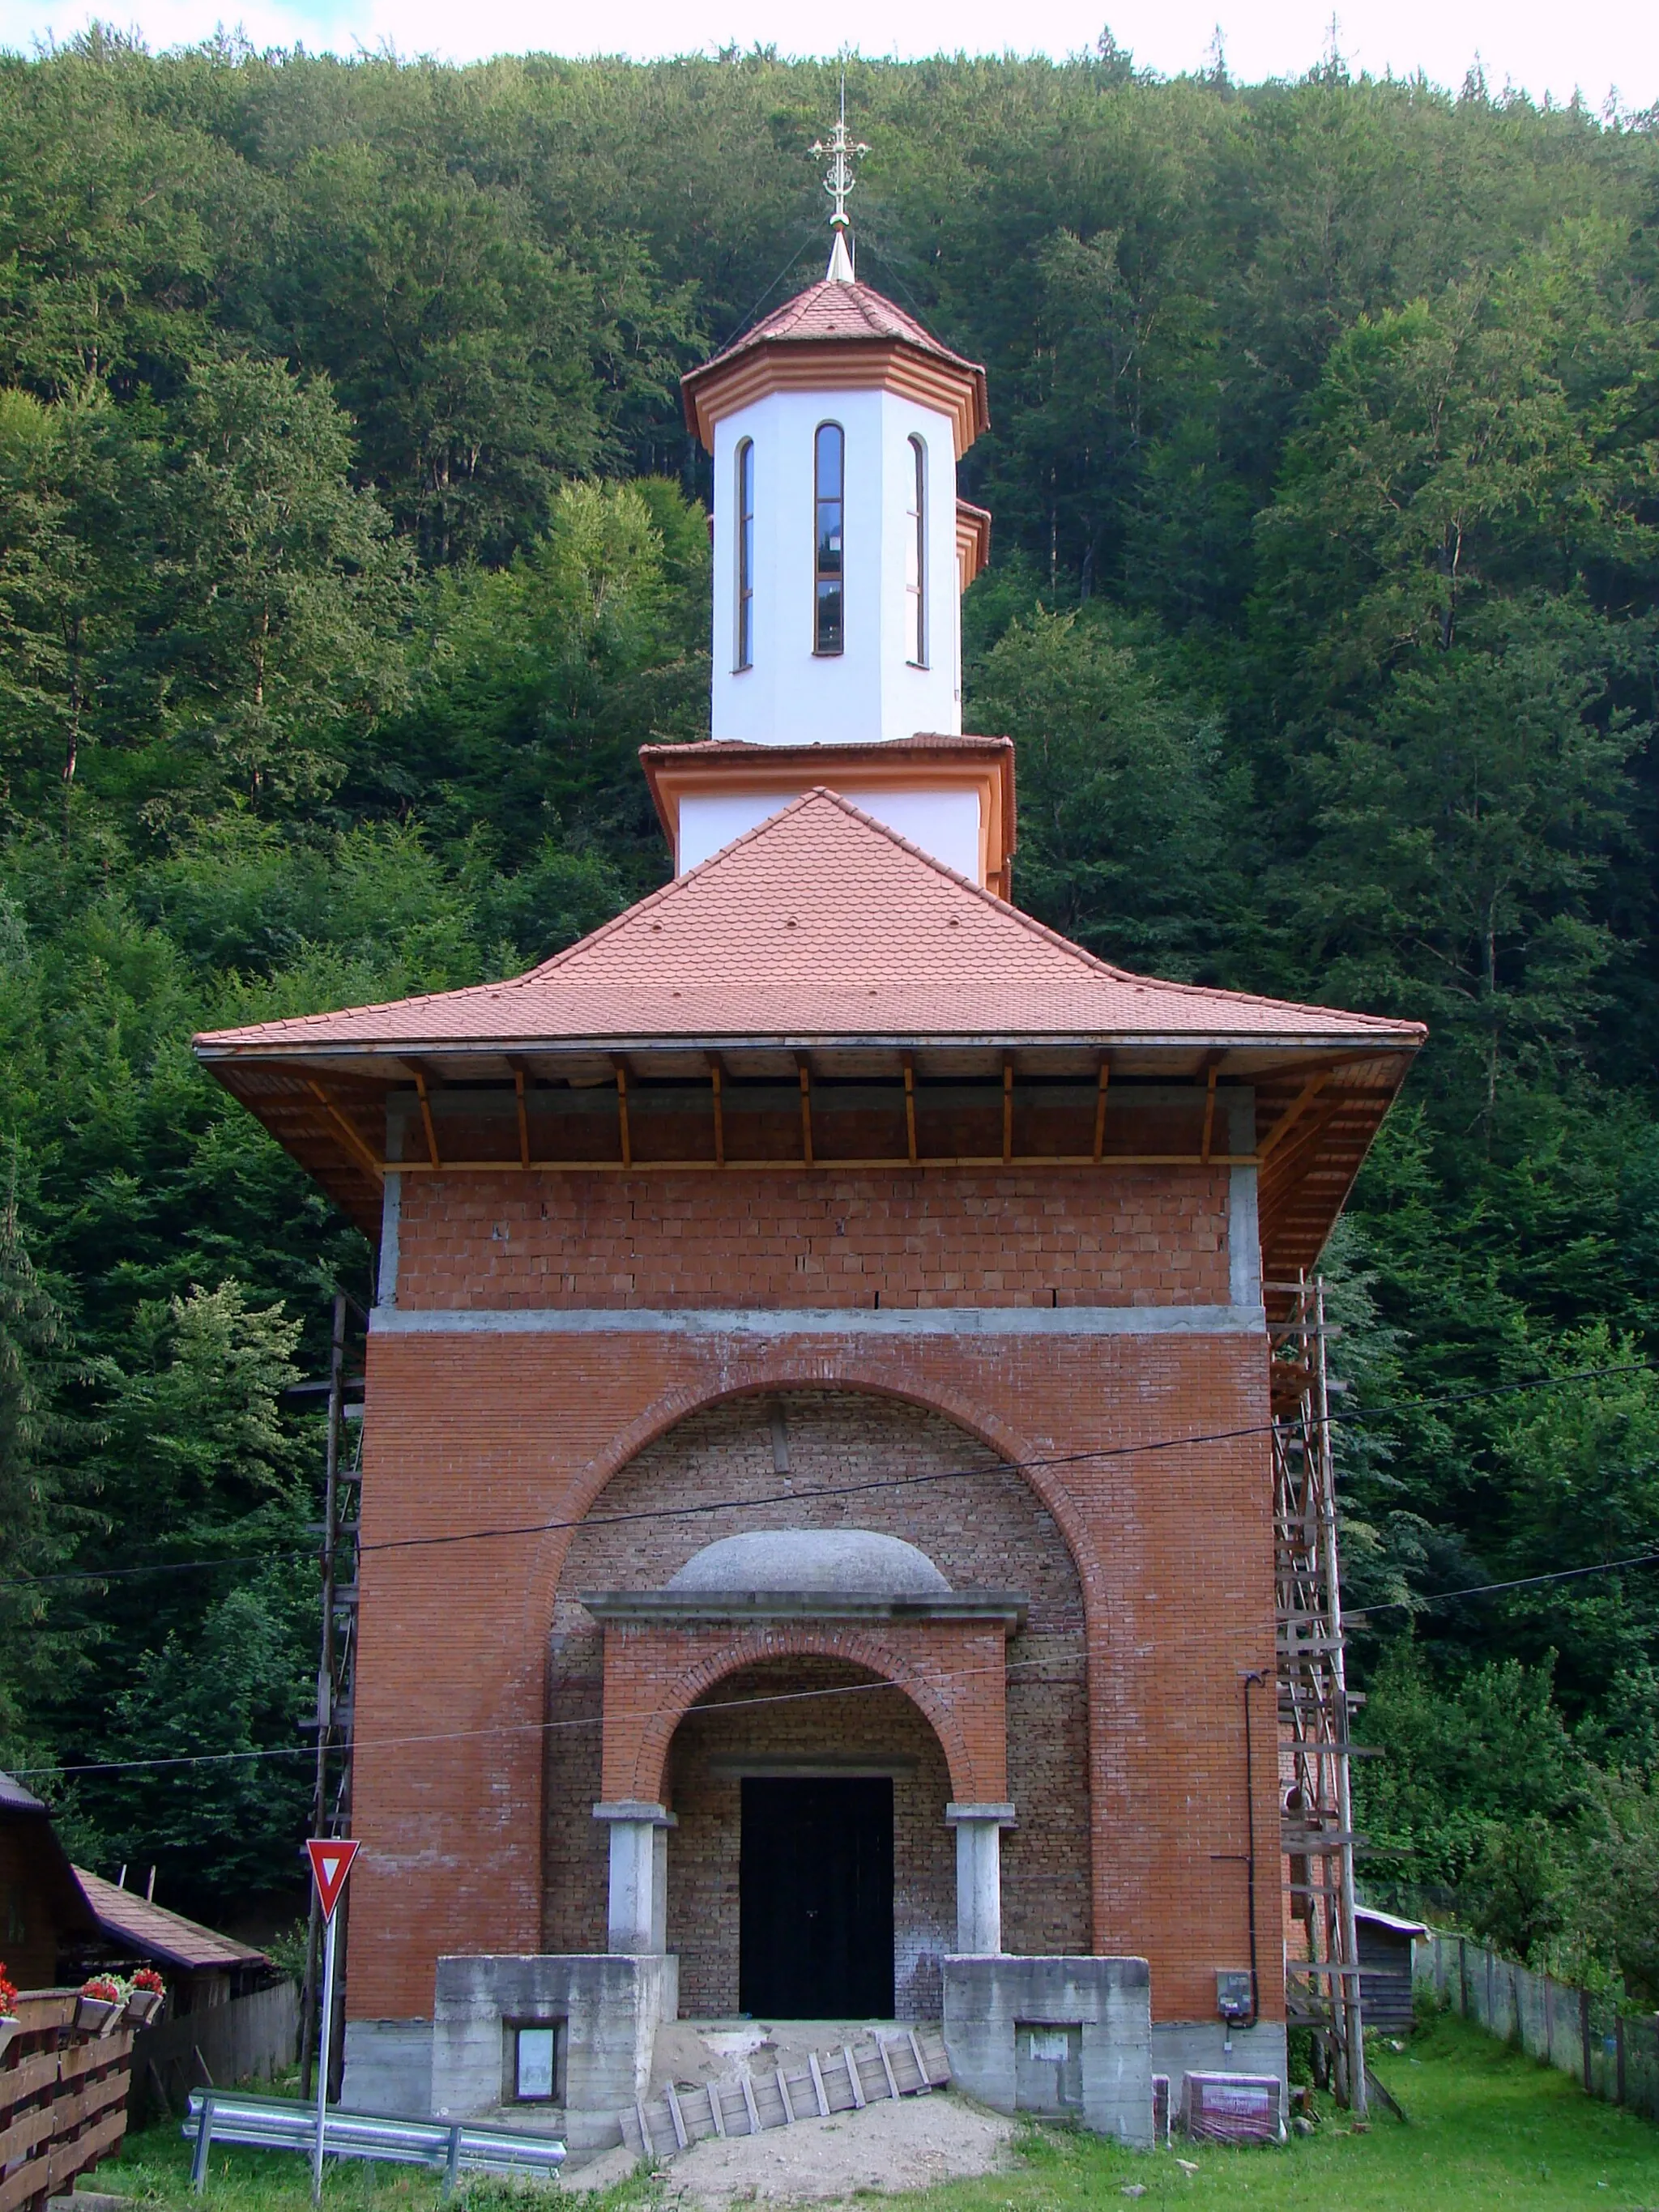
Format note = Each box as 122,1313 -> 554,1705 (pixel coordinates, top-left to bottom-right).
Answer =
1417,1933 -> 1659,2122
132,1982 -> 299,2121
0,1992 -> 133,2212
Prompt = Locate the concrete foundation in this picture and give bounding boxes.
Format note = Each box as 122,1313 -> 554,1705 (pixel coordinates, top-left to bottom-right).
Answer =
942,1955 -> 1153,2146
432,1954 -> 676,2150
1149,2018 -> 1288,2089
339,2019 -> 433,2116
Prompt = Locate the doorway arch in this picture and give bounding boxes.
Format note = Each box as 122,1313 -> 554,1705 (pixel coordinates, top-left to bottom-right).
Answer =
663,1655 -> 955,2020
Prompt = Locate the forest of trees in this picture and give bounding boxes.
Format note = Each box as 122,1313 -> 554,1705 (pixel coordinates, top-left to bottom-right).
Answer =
0,32 -> 1656,1990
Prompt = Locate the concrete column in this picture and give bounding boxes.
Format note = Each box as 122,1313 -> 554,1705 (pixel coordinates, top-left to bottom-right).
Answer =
946,1802 -> 1016,1955
593,1801 -> 676,1954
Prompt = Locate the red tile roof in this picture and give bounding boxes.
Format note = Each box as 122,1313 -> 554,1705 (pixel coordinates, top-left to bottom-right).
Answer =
197,789 -> 1422,1058
74,1866 -> 270,1971
702,278 -> 982,368
680,278 -> 991,450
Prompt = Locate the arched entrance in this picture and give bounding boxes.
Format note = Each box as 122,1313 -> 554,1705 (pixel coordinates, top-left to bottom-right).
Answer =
663,1655 -> 955,2019
543,1386 -> 1092,1983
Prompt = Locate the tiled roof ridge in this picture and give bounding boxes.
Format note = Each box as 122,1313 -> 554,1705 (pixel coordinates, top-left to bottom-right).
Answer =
516,785 -> 845,982
780,788 -> 1422,1038
195,784 -> 1424,1048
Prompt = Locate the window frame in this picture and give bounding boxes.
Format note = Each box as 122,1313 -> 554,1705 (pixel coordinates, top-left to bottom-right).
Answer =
734,436 -> 754,672
906,433 -> 928,667
813,420 -> 846,657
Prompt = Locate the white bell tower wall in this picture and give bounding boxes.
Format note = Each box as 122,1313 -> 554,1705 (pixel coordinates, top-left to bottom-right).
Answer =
710,384 -> 963,748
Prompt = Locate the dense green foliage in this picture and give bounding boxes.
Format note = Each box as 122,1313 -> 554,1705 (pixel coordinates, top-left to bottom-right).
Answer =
0,36 -> 1655,1966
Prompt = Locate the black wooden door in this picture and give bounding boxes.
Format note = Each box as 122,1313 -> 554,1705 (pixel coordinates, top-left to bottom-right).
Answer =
739,1777 -> 895,2018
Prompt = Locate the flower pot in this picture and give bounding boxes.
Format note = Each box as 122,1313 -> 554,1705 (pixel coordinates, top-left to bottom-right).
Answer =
123,1988 -> 163,2027
72,1995 -> 117,2035
0,2017 -> 19,2061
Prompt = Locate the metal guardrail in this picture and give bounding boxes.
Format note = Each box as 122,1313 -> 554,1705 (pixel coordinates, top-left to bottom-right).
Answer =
183,2090 -> 566,2192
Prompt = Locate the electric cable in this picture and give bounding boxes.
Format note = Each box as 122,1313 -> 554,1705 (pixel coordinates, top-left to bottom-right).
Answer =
3,1357 -> 1648,1593
14,1544 -> 1659,1784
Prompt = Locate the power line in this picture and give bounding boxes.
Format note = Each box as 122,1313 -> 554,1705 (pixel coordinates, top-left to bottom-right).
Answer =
6,1649 -> 1086,1780
19,1537 -> 1659,1784
1345,1547 -> 1659,1620
2,1359 -> 1648,1594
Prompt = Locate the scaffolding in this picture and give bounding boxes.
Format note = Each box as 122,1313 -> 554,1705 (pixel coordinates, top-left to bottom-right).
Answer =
1271,1273 -> 1367,2114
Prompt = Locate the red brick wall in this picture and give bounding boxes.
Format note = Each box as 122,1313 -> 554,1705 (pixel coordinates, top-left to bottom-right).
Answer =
541,1389 -> 1089,1969
348,1279 -> 1280,2030
393,1166 -> 1230,1311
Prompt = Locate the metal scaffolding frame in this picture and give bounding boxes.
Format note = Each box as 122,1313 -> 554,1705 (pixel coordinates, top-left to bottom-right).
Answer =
1272,1273 -> 1367,2114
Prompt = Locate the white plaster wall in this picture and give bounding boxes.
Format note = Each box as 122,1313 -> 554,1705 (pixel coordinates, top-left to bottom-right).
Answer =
678,784 -> 982,880
710,385 -> 962,748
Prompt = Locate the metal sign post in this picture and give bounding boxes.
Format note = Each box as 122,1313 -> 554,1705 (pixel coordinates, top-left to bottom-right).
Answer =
305,1839 -> 360,2205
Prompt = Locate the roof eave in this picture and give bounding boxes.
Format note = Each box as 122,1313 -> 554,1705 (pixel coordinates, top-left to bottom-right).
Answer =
195,1029 -> 1424,1064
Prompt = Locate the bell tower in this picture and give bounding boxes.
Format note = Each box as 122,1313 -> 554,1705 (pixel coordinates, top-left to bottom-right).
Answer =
667,112 -> 1004,890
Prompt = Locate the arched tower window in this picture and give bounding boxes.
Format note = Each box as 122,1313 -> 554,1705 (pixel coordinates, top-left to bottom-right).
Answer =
734,437 -> 754,671
814,422 -> 844,655
906,434 -> 927,667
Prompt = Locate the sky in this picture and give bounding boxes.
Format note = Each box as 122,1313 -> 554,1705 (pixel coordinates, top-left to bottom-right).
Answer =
5,0 -> 1654,113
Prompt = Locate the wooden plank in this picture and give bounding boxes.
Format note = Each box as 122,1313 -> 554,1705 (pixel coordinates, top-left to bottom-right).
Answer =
663,2082 -> 688,2151
876,2037 -> 901,2101
740,2071 -> 761,2136
0,2156 -> 47,2212
0,2100 -> 56,2169
774,2066 -> 795,2125
808,2052 -> 830,2118
0,2048 -> 62,2105
11,1995 -> 75,2034
46,2101 -> 128,2194
60,2034 -> 131,2086
706,2082 -> 725,2137
842,2046 -> 865,2109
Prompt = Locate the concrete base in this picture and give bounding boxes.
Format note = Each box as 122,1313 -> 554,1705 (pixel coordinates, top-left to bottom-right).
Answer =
340,2020 -> 433,2116
433,1954 -> 673,2150
1150,2018 -> 1287,2090
942,1956 -> 1153,2147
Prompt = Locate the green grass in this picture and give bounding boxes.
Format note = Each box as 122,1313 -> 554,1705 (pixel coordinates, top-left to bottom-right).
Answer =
96,2014 -> 1659,2212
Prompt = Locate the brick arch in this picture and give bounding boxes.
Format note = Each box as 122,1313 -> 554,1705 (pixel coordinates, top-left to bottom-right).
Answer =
520,1351 -> 1102,1643
605,1626 -> 987,1807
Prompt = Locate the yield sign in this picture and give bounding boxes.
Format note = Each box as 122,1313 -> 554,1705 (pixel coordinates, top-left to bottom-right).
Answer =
305,1838 -> 360,1922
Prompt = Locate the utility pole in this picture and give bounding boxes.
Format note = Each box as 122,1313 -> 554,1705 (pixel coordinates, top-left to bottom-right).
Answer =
301,1293 -> 350,2100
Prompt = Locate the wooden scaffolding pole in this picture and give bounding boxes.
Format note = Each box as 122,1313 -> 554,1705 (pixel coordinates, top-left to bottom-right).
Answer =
1273,1273 -> 1367,2115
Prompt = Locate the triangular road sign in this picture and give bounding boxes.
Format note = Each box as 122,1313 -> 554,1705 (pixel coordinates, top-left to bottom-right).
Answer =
305,1837 -> 360,1922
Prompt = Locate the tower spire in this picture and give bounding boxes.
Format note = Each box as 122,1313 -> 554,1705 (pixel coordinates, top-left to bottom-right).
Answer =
810,71 -> 868,284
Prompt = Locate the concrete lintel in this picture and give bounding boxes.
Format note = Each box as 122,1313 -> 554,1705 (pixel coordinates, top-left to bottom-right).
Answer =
370,1301 -> 1268,1340
591,1801 -> 676,1826
582,1589 -> 1027,1630
945,1802 -> 1017,1826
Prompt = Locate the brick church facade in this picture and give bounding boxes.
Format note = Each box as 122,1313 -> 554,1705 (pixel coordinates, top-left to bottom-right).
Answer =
198,201 -> 1422,2144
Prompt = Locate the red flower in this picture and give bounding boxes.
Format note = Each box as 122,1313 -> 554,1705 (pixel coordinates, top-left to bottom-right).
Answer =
131,1968 -> 165,1995
79,1978 -> 122,2004
0,1961 -> 18,2015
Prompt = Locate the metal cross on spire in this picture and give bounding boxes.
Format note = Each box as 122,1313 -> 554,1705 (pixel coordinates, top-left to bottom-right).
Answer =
810,72 -> 868,283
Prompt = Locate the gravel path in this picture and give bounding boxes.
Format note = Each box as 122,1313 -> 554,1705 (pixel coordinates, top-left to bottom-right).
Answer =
568,2090 -> 1015,2207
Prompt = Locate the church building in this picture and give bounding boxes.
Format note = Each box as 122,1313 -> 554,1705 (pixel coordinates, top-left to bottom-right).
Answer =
195,154 -> 1422,2147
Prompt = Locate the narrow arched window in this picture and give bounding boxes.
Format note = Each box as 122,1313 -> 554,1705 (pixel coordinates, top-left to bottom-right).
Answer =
735,437 -> 754,671
906,434 -> 927,667
814,423 -> 844,655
